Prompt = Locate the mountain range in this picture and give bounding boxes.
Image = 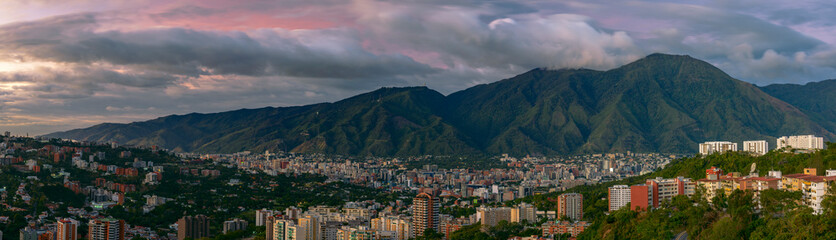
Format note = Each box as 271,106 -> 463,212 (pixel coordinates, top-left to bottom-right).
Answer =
45,54 -> 836,155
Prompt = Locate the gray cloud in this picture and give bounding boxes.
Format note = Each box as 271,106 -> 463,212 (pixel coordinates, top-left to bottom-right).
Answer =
0,14 -> 437,80
3,0 -> 836,135
356,2 -> 645,76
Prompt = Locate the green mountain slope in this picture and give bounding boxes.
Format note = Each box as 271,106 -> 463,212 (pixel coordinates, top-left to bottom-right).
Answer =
446,53 -> 833,155
49,87 -> 478,155
761,79 -> 836,133
514,142 -> 836,240
45,54 -> 835,155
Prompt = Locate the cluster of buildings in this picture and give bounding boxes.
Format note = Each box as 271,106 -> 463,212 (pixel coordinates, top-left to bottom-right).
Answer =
199,150 -> 676,208
608,177 -> 697,211
697,167 -> 836,214
18,217 -> 131,240
255,191 -> 588,240
699,135 -> 825,156
607,166 -> 836,214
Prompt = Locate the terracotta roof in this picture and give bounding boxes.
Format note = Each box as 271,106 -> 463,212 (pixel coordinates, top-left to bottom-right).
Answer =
747,177 -> 780,182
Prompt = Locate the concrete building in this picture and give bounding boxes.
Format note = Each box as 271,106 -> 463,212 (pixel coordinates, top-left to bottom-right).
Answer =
699,141 -> 738,155
630,185 -> 653,211
177,215 -> 209,240
271,219 -> 308,240
371,215 -> 413,240
299,215 -> 320,240
88,218 -> 125,240
607,185 -> 631,212
412,193 -> 439,236
477,207 -> 512,226
541,221 -> 591,237
556,193 -> 583,221
336,226 -> 376,240
510,203 -> 537,223
343,208 -> 373,220
57,218 -> 78,240
19,227 -> 41,240
285,224 -> 305,240
809,177 -> 836,214
645,177 -> 695,208
743,140 -> 769,156
256,209 -> 278,226
777,135 -> 825,150
222,219 -> 248,234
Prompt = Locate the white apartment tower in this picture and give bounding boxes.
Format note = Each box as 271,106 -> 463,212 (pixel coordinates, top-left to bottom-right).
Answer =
777,135 -> 825,150
699,141 -> 738,155
608,185 -> 631,212
743,140 -> 769,156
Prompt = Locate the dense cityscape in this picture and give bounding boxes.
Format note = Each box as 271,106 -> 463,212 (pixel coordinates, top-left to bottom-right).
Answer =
0,130 -> 833,240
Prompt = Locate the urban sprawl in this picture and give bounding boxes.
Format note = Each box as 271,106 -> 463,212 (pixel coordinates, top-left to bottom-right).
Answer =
0,131 -> 831,240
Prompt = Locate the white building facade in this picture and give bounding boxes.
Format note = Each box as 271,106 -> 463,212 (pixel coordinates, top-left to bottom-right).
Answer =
777,135 -> 824,150
743,140 -> 769,156
607,185 -> 631,212
699,141 -> 738,155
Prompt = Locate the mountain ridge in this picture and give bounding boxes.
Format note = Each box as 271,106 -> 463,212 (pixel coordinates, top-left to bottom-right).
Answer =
46,54 -> 835,155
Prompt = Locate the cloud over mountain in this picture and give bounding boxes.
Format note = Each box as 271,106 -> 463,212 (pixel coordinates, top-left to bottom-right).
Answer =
1,0 -> 836,135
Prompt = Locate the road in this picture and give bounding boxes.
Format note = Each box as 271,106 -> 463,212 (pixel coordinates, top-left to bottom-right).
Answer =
674,231 -> 688,240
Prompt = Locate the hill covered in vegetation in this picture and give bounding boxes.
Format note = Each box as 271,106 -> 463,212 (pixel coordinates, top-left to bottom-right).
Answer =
47,54 -> 834,156
513,142 -> 836,239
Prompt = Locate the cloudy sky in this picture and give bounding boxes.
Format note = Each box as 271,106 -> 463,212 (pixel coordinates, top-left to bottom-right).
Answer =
2,0 -> 836,135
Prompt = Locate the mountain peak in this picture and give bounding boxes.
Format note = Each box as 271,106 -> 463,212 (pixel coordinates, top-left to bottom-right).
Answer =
45,54 -> 836,155
630,53 -> 708,66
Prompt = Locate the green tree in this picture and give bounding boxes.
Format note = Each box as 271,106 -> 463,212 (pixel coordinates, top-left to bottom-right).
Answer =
416,229 -> 444,240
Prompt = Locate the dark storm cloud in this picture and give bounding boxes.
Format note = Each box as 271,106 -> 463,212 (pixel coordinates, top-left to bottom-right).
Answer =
0,14 -> 437,80
4,0 -> 836,135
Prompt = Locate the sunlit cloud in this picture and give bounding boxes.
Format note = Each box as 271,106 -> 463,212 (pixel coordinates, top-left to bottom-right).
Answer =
1,0 -> 836,135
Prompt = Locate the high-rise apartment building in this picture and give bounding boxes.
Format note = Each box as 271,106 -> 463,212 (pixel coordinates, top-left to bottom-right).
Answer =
412,192 -> 439,236
88,218 -> 125,240
607,185 -> 631,212
626,177 -> 695,211
743,140 -> 769,156
371,216 -> 413,240
557,193 -> 583,221
222,219 -> 248,234
630,185 -> 652,211
271,219 -> 310,240
777,135 -> 824,150
510,203 -> 536,223
57,218 -> 78,240
177,215 -> 210,240
645,177 -> 695,208
299,215 -> 320,240
699,141 -> 737,155
257,209 -> 278,226
477,207 -> 512,227
19,227 -> 40,240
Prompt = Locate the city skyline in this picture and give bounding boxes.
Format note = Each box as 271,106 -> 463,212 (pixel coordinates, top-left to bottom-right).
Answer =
3,0 -> 836,135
